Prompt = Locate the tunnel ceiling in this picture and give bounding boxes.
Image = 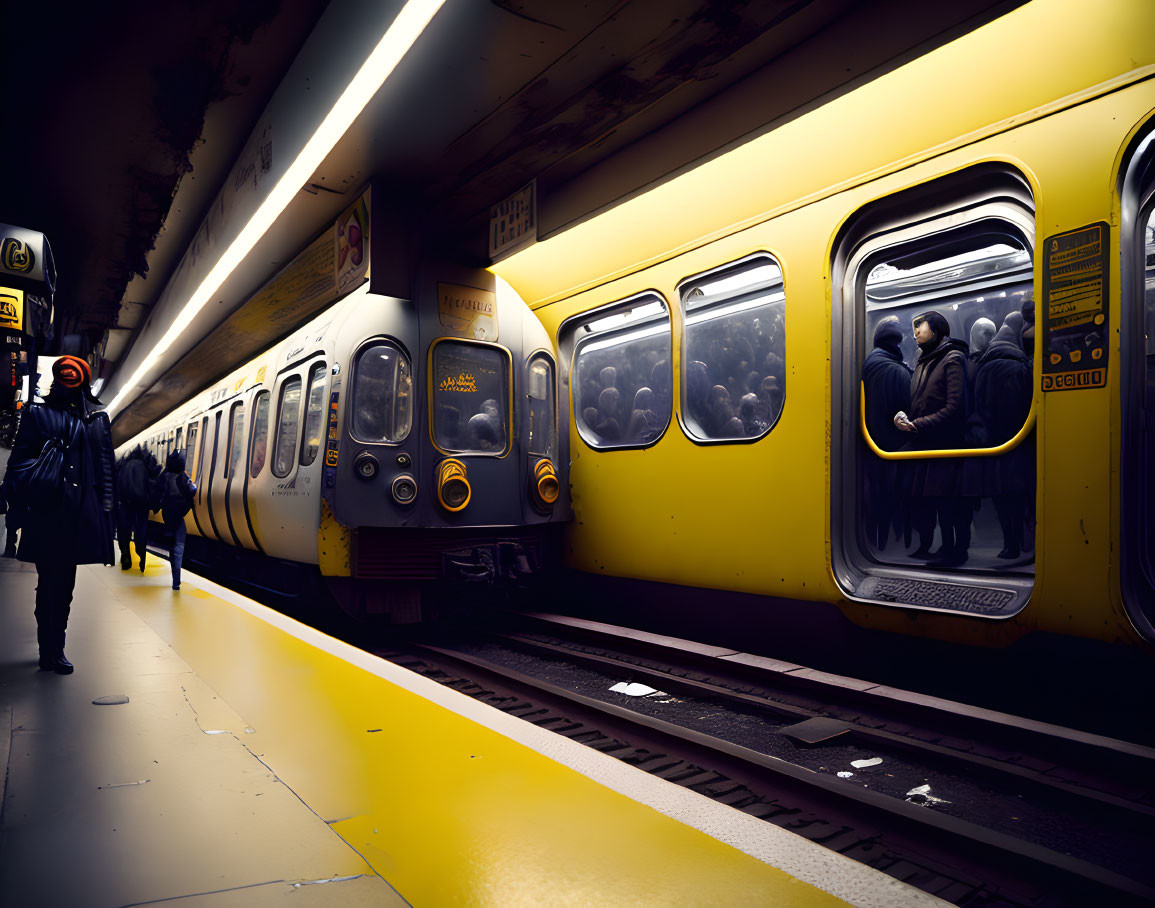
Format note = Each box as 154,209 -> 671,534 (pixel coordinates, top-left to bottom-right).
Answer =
0,0 -> 1024,372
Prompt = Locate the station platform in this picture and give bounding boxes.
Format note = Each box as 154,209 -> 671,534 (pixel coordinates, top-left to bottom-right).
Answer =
0,550 -> 943,906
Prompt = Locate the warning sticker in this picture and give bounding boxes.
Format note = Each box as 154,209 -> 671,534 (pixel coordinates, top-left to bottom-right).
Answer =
1041,222 -> 1109,391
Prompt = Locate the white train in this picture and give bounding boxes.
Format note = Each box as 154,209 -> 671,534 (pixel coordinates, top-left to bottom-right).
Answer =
117,270 -> 565,619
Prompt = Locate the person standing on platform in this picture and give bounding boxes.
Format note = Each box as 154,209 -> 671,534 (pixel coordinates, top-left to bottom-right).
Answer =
152,451 -> 196,591
115,445 -> 158,571
1,356 -> 116,674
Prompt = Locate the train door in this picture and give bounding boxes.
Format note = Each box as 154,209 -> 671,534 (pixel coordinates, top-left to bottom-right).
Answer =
221,399 -> 251,548
190,415 -> 218,541
203,409 -> 225,542
832,167 -> 1037,618
1121,125 -> 1155,641
241,389 -> 271,552
183,419 -> 205,538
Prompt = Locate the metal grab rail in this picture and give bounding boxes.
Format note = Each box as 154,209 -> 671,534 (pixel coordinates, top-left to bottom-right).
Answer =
859,382 -> 1036,460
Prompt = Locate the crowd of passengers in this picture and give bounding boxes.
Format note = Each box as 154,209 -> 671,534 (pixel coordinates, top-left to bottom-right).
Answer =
578,307 -> 786,445
862,296 -> 1036,567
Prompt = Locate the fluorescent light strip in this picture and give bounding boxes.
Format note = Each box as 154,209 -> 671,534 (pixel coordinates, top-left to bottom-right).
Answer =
107,0 -> 447,418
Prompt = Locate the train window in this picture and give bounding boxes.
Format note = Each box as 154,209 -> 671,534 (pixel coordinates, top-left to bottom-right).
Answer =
527,354 -> 556,458
300,363 -> 327,466
431,340 -> 510,454
567,294 -> 673,450
858,224 -> 1035,572
186,422 -> 198,479
250,392 -> 270,478
226,402 -> 245,479
175,427 -> 183,458
197,417 -> 208,484
351,342 -> 412,443
679,256 -> 785,442
272,377 -> 302,478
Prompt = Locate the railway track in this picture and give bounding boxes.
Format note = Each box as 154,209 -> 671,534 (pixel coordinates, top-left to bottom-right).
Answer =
380,611 -> 1155,907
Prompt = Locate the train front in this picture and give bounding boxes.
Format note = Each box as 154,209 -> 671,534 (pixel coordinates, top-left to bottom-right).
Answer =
321,266 -> 567,621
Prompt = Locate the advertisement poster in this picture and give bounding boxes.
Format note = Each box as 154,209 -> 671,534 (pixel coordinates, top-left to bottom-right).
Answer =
1040,222 -> 1109,392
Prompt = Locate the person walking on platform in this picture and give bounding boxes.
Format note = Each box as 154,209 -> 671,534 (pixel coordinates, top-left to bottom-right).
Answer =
0,356 -> 116,675
116,445 -> 158,571
152,451 -> 196,591
0,477 -> 19,557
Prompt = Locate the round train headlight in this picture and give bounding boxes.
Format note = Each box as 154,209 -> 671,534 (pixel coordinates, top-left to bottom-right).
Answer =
354,451 -> 379,481
392,474 -> 417,504
533,458 -> 559,507
436,458 -> 471,512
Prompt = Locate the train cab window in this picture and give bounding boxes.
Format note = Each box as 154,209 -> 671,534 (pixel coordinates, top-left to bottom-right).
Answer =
226,402 -> 245,479
250,392 -> 270,478
432,341 -> 510,454
679,256 -> 785,442
566,294 -> 672,450
300,363 -> 327,466
351,342 -> 412,443
272,377 -> 302,477
527,354 -> 556,459
186,422 -> 199,479
857,225 -> 1035,573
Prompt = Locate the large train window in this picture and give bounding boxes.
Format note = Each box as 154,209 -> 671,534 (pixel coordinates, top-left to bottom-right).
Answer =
431,340 -> 510,454
527,353 -> 556,458
225,402 -> 245,479
833,169 -> 1036,618
272,377 -> 302,478
300,362 -> 326,466
250,392 -> 270,478
565,293 -> 672,450
350,342 -> 412,443
678,255 -> 785,442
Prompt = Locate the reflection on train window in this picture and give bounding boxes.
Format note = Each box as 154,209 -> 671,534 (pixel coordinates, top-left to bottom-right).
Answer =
859,229 -> 1035,572
569,294 -> 672,450
351,342 -> 412,443
432,341 -> 509,454
273,377 -> 302,478
679,256 -> 785,442
226,402 -> 244,479
527,354 -> 556,458
186,422 -> 199,481
250,392 -> 270,478
300,363 -> 327,466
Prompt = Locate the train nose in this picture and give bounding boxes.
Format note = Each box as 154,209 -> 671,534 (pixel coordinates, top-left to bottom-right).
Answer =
533,458 -> 559,509
436,458 -> 471,511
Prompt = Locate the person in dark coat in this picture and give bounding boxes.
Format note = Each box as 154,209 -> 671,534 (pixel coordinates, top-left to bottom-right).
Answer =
970,314 -> 1033,558
895,311 -> 972,566
1,356 -> 116,674
115,444 -> 159,571
862,318 -> 912,550
966,318 -> 996,385
152,450 -> 196,590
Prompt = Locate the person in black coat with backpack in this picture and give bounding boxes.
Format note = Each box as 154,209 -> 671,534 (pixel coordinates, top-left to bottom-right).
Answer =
115,444 -> 160,571
1,356 -> 116,674
861,317 -> 912,550
152,450 -> 196,590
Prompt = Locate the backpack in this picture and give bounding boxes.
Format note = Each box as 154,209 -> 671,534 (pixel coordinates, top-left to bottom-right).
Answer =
120,458 -> 149,507
156,472 -> 193,520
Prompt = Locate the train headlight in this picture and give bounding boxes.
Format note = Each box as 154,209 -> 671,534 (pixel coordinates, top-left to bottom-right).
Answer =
533,458 -> 559,508
436,458 -> 471,512
392,474 -> 417,505
354,451 -> 379,481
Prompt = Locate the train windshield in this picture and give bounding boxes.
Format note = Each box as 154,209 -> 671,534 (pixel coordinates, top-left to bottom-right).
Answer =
568,294 -> 672,449
526,354 -> 556,458
432,341 -> 510,454
351,342 -> 412,443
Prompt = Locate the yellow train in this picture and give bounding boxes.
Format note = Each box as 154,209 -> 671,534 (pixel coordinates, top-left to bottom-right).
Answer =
492,0 -> 1155,650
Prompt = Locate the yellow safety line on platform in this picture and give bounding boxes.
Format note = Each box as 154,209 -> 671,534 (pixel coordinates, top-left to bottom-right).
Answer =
96,560 -> 942,906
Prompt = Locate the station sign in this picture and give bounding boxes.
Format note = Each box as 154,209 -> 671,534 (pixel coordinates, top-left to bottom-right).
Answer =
0,287 -> 23,332
489,180 -> 537,261
0,223 -> 53,288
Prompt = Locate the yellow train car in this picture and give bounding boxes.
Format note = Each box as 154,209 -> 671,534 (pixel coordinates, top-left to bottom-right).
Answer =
492,0 -> 1155,651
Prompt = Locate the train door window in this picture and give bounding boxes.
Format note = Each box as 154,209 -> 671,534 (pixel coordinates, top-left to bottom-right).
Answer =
186,422 -> 198,478
250,392 -> 270,478
678,256 -> 785,442
564,294 -> 672,450
299,362 -> 327,466
350,342 -> 412,443
272,377 -> 302,477
226,401 -> 245,478
834,173 -> 1036,618
197,417 -> 209,484
1141,206 -> 1155,588
431,340 -> 510,454
175,427 -> 183,458
527,354 -> 556,459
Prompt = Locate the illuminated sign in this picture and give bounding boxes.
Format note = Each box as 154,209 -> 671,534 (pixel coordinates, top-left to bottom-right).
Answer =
0,287 -> 23,331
